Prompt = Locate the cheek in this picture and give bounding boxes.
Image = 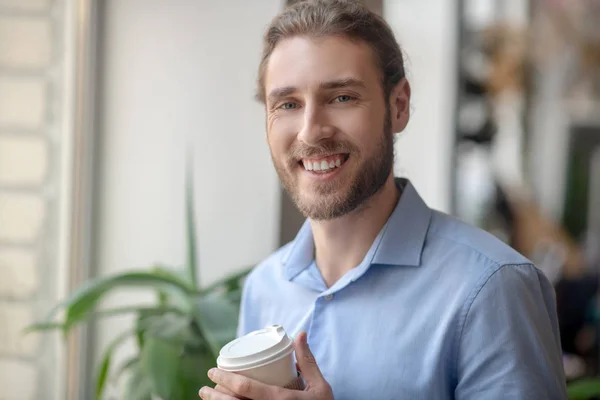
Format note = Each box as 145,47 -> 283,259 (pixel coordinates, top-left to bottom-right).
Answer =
329,107 -> 383,151
267,117 -> 298,157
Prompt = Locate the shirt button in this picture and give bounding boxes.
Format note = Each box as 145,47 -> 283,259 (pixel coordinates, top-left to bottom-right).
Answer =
324,294 -> 334,301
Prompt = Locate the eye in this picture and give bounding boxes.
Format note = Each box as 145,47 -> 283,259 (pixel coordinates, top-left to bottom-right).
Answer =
278,102 -> 298,110
333,95 -> 355,103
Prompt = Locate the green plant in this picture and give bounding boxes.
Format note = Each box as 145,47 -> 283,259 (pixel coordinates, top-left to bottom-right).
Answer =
568,378 -> 600,400
26,170 -> 251,400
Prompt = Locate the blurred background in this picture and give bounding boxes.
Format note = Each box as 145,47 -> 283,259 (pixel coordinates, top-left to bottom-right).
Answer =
0,0 -> 598,399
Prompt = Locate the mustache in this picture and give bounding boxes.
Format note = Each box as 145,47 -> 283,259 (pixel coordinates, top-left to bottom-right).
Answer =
289,140 -> 358,160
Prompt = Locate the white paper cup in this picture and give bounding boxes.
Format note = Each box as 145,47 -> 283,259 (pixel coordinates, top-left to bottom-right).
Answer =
217,325 -> 301,388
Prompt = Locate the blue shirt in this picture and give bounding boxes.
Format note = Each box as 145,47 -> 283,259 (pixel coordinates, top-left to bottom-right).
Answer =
238,178 -> 567,399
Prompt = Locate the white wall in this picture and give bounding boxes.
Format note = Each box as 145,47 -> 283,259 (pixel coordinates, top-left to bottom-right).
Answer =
385,0 -> 457,212
94,0 -> 283,394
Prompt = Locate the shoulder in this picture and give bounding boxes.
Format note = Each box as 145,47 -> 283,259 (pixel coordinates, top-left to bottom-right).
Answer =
422,210 -> 551,307
426,210 -> 531,272
429,214 -> 558,350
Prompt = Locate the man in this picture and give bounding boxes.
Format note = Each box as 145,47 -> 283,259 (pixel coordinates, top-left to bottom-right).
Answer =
199,0 -> 568,399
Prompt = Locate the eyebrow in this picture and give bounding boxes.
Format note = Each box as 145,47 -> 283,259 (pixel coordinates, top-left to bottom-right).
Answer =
267,78 -> 367,103
320,78 -> 366,90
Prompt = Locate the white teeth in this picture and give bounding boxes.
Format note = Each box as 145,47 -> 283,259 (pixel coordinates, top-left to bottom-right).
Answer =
302,157 -> 345,171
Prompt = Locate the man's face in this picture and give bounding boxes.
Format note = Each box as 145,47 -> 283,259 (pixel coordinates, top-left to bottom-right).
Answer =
264,36 -> 396,220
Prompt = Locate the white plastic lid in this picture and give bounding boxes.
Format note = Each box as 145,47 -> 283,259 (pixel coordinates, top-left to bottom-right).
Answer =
217,325 -> 294,372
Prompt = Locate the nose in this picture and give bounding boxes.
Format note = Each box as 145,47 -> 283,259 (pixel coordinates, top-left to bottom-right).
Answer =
297,104 -> 335,145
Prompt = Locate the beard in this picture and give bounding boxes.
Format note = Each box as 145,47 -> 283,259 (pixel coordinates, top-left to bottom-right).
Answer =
272,112 -> 394,221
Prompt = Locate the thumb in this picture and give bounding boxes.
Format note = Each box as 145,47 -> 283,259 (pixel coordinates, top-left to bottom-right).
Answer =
294,331 -> 325,387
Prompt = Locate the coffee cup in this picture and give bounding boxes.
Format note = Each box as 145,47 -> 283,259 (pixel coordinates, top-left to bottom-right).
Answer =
217,324 -> 304,389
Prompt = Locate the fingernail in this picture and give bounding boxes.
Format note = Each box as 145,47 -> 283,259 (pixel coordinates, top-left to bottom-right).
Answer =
208,368 -> 215,378
199,387 -> 206,397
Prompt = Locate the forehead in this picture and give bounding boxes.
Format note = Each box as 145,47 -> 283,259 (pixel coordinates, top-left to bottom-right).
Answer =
264,36 -> 380,94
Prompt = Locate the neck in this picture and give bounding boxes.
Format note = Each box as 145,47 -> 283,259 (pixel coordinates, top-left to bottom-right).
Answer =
310,174 -> 400,287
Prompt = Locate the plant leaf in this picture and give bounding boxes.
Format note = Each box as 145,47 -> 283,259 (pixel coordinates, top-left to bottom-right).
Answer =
42,271 -> 195,331
177,349 -> 216,397
138,312 -> 216,399
25,306 -> 180,337
93,305 -> 184,319
123,360 -> 152,400
185,159 -> 199,288
112,355 -> 139,383
133,308 -> 184,351
96,330 -> 131,400
22,322 -> 64,334
157,290 -> 168,307
193,294 -> 240,359
225,288 -> 243,307
141,334 -> 215,399
141,336 -> 181,399
567,378 -> 600,399
135,310 -> 150,351
139,313 -> 205,351
151,265 -> 192,285
150,266 -> 196,310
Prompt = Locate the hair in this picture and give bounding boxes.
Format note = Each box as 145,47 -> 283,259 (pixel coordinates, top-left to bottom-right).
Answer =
256,0 -> 406,103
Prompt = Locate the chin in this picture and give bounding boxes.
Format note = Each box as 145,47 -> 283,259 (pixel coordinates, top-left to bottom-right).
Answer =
296,191 -> 346,217
301,181 -> 347,198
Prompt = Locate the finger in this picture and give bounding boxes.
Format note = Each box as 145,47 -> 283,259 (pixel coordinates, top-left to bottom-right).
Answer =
208,368 -> 279,399
294,331 -> 326,387
214,385 -> 238,397
199,386 -> 238,400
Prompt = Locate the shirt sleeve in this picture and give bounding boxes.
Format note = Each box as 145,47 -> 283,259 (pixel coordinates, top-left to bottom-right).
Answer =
455,263 -> 567,399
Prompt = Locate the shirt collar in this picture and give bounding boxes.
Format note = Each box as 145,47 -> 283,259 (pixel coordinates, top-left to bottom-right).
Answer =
281,178 -> 432,280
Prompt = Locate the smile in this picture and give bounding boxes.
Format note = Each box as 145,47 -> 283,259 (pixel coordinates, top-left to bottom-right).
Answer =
299,153 -> 350,173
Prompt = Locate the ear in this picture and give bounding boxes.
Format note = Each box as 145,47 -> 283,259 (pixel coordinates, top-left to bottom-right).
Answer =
389,78 -> 411,134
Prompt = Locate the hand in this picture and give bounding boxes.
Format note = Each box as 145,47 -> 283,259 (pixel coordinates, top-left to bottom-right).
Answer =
199,331 -> 333,400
